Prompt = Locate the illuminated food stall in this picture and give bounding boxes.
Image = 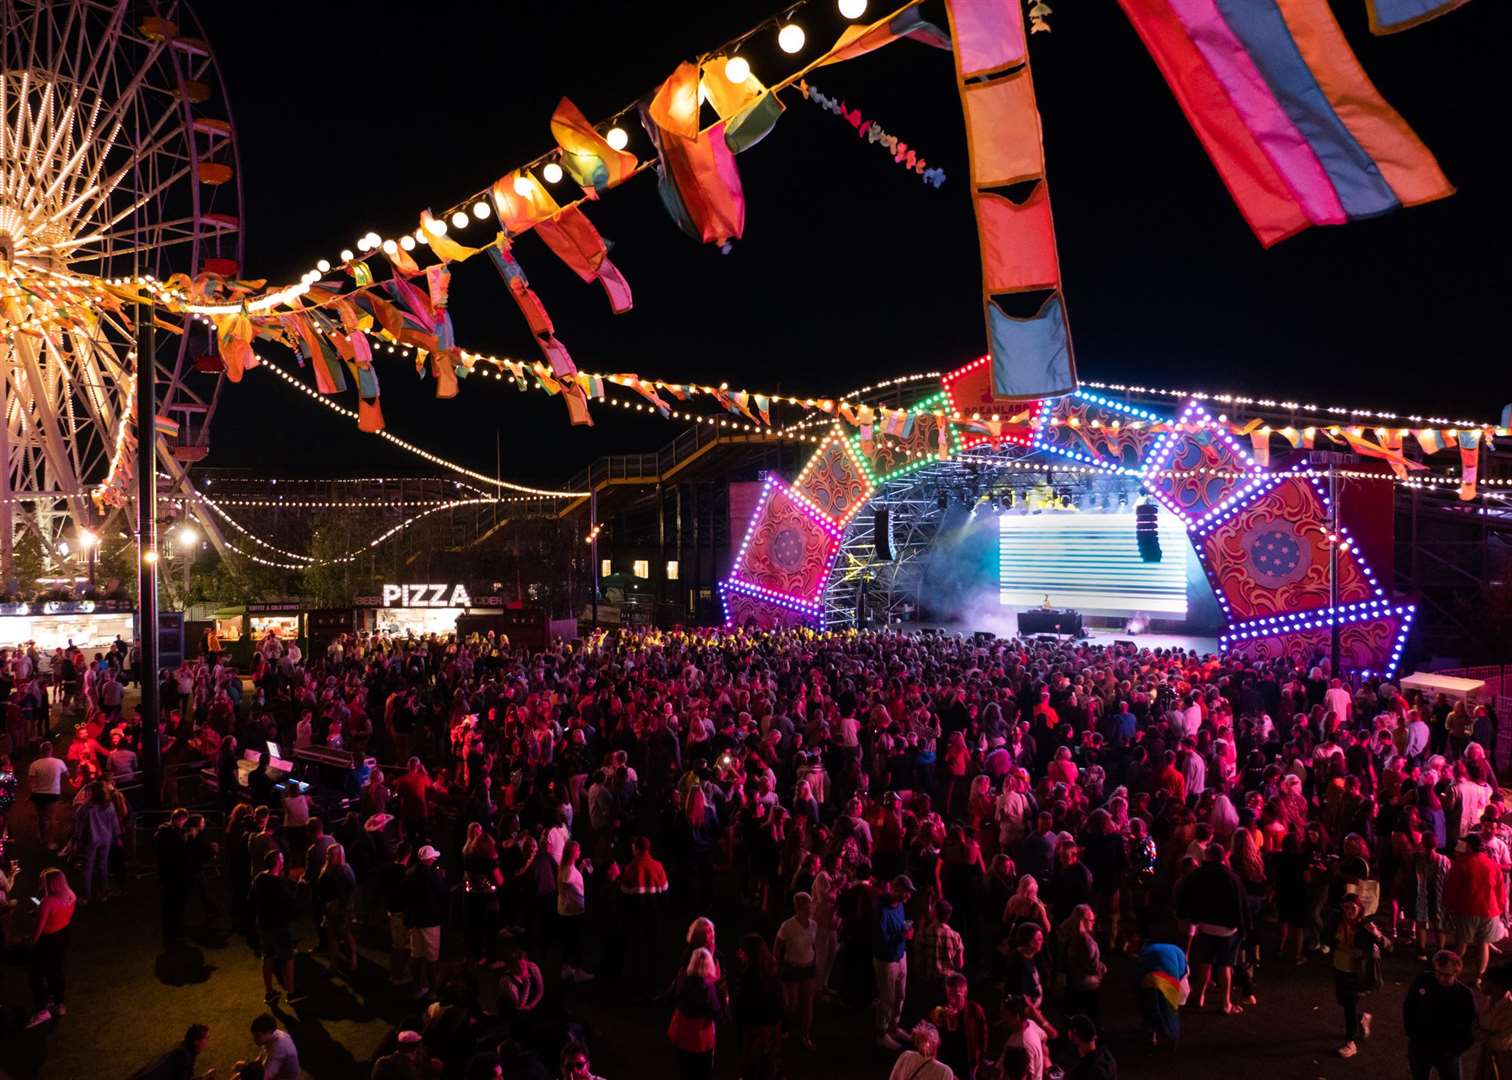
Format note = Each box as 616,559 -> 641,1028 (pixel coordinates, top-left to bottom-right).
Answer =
0,599 -> 136,653
354,582 -> 498,637
212,599 -> 309,666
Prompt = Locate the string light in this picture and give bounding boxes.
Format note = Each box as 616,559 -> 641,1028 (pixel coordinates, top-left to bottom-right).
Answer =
838,0 -> 868,18
724,56 -> 751,84
450,210 -> 469,229
542,162 -> 564,184
254,354 -> 587,496
605,127 -> 629,151
471,200 -> 491,220
778,23 -> 806,53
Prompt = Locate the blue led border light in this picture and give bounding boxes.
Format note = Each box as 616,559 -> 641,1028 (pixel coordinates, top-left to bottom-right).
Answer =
719,577 -> 825,622
1143,399 -> 1268,533
1218,600 -> 1416,678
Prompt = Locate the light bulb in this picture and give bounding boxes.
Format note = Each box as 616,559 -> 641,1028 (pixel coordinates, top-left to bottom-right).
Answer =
605,126 -> 629,151
425,216 -> 448,236
778,23 -> 805,53
724,56 -> 750,84
542,162 -> 563,184
356,237 -> 372,252
178,527 -> 199,549
364,231 -> 381,249
143,549 -> 159,565
472,200 -> 490,219
415,229 -> 429,246
316,258 -> 331,273
512,175 -> 533,197
78,529 -> 98,549
838,0 -> 867,18
340,249 -> 354,262
382,238 -> 398,254
399,234 -> 415,251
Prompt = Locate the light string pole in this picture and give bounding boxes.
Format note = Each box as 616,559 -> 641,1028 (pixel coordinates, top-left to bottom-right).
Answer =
135,306 -> 161,810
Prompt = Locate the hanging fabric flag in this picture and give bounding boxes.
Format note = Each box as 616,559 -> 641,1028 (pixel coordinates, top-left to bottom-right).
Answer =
648,61 -> 701,140
533,205 -> 634,314
701,57 -> 766,122
945,0 -> 1076,399
725,92 -> 785,155
214,311 -> 253,383
629,379 -> 672,417
987,294 -> 1074,400
799,83 -> 947,187
944,0 -> 1026,77
640,80 -> 746,250
1458,429 -> 1481,501
1413,428 -> 1446,454
1116,0 -> 1452,246
1341,429 -> 1423,478
347,260 -> 373,287
432,351 -> 459,399
358,397 -> 385,433
562,380 -> 595,426
488,243 -> 584,415
419,209 -> 482,263
1250,429 -> 1271,467
753,394 -> 771,425
820,6 -> 952,67
491,170 -> 561,237
551,97 -> 639,195
1365,0 -> 1469,33
425,265 -> 451,312
385,245 -> 421,277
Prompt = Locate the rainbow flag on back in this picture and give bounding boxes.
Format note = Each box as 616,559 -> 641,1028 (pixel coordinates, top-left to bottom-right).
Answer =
1119,0 -> 1453,246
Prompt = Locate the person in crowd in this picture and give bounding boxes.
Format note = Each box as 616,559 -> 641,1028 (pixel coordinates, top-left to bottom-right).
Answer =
886,1020 -> 954,1080
1475,964 -> 1512,1079
318,842 -> 358,972
735,932 -> 784,1080
251,850 -> 302,1006
1136,938 -> 1189,1047
996,995 -> 1048,1080
1064,1014 -> 1118,1080
25,866 -> 76,1029
668,946 -> 725,1080
243,1014 -> 300,1080
141,1023 -> 214,1080
1175,844 -> 1249,1015
403,844 -> 449,999
929,973 -> 986,1080
774,890 -> 819,1049
27,741 -> 70,850
874,873 -> 916,1050
1446,832 -> 1508,986
75,780 -> 123,905
1330,894 -> 1388,1059
1403,949 -> 1476,1080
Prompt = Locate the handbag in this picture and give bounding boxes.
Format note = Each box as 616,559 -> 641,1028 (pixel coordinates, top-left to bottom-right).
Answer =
1359,941 -> 1384,993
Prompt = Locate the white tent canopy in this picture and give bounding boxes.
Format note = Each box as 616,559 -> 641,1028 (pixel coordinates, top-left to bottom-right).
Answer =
1400,671 -> 1486,702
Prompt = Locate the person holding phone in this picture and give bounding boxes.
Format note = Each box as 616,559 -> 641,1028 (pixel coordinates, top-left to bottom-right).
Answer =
25,866 -> 76,1028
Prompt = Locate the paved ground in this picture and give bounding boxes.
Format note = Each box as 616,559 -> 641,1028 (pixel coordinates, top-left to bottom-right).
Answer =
0,719 -> 1442,1079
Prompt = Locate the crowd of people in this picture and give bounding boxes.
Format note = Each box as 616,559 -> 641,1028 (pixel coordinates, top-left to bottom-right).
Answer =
2,624 -> 1512,1079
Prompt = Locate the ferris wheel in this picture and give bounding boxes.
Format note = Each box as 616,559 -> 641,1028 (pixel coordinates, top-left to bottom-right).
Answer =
0,0 -> 240,582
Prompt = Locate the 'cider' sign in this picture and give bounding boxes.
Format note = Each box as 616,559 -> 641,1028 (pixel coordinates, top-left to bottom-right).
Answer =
380,583 -> 473,608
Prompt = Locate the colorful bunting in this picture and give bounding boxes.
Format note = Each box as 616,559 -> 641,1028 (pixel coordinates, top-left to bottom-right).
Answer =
551,97 -> 639,196
533,205 -> 633,314
819,6 -> 952,67
639,95 -> 745,251
799,83 -> 947,188
420,209 -> 482,263
214,311 -> 253,383
491,170 -> 561,237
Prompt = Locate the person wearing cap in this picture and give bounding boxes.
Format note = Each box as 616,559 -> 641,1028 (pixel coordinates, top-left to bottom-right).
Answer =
873,874 -> 916,1050
371,1028 -> 431,1080
402,845 -> 448,999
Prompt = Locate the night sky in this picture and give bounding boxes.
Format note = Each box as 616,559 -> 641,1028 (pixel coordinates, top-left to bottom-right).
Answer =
193,0 -> 1507,486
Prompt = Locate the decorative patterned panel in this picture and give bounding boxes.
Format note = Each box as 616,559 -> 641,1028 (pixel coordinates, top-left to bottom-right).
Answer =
1220,601 -> 1415,678
852,393 -> 955,484
732,479 -> 842,599
1031,390 -> 1159,472
1197,474 -> 1374,620
795,431 -> 873,526
1144,401 -> 1263,529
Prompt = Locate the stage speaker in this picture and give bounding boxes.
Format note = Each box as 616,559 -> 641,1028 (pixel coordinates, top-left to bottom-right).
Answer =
1135,502 -> 1162,562
874,508 -> 895,561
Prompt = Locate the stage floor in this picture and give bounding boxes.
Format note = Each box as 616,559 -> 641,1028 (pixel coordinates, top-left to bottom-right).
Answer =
911,617 -> 1219,655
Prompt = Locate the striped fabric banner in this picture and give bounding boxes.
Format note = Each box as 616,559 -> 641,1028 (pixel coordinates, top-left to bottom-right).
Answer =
1119,0 -> 1452,245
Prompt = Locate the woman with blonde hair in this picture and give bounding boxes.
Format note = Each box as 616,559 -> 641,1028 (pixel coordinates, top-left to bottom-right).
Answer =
1004,874 -> 1051,938
25,866 -> 76,1028
317,842 -> 357,972
669,946 -> 726,1080
1056,903 -> 1106,1023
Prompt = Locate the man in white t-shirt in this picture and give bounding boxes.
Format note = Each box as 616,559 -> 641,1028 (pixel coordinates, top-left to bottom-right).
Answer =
1454,766 -> 1493,839
1324,678 -> 1353,731
999,995 -> 1049,1080
775,892 -> 820,1047
27,742 -> 70,850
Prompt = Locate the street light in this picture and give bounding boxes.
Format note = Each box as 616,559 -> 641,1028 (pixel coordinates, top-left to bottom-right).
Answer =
78,528 -> 99,593
177,526 -> 199,549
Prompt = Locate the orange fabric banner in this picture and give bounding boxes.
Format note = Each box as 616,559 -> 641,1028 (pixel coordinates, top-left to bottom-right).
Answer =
659,121 -> 746,248
1275,0 -> 1454,207
978,185 -> 1060,292
701,58 -> 765,121
649,61 -> 701,140
962,70 -> 1043,186
491,170 -> 561,237
357,397 -> 385,433
551,97 -> 638,195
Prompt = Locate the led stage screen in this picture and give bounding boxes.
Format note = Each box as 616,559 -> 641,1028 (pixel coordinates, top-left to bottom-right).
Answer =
998,509 -> 1189,615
